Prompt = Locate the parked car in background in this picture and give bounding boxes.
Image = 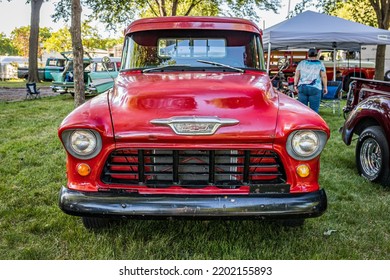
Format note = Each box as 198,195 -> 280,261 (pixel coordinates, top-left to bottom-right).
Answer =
341,77 -> 390,186
51,51 -> 92,95
87,57 -> 121,94
17,57 -> 66,81
58,16 -> 330,229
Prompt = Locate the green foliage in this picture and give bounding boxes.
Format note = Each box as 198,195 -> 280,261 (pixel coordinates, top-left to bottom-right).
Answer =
9,26 -> 52,57
0,32 -> 18,55
53,0 -> 281,31
43,27 -> 72,53
0,94 -> 389,259
291,0 -> 340,15
10,26 -> 31,57
43,23 -> 122,54
292,0 -> 378,27
140,0 -> 220,18
328,0 -> 377,27
222,0 -> 280,21
81,21 -> 122,50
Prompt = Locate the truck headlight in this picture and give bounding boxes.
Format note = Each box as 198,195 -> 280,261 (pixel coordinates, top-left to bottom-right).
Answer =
62,129 -> 102,159
287,130 -> 327,160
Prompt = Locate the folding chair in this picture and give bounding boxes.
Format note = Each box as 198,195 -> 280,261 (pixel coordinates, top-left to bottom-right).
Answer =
25,83 -> 41,99
321,80 -> 342,115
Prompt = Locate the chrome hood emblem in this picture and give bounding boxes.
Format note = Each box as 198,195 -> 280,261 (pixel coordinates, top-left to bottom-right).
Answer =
150,116 -> 239,135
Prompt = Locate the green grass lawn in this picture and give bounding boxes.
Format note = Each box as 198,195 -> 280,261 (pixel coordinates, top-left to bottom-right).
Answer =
0,95 -> 389,260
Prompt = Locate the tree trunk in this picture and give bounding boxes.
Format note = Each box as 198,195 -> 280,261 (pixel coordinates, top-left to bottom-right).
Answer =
28,0 -> 43,83
171,0 -> 178,16
369,0 -> 390,80
71,0 -> 85,107
375,45 -> 386,80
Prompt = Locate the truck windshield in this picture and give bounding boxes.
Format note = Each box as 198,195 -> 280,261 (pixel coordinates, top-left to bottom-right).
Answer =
121,30 -> 265,71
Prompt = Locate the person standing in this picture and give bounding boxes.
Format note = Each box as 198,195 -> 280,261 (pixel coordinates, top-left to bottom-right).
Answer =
293,48 -> 328,113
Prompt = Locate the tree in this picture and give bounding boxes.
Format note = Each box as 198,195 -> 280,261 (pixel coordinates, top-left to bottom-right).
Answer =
44,23 -> 121,54
43,27 -> 72,53
27,0 -> 44,83
327,0 -> 377,27
0,32 -> 18,56
81,21 -> 122,51
369,0 -> 390,80
10,26 -> 51,58
293,0 -> 390,80
71,0 -> 85,107
10,26 -> 30,57
1,0 -> 47,82
53,0 -> 281,30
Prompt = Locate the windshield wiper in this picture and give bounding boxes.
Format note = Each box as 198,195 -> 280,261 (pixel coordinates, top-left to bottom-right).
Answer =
142,64 -> 191,73
196,59 -> 244,73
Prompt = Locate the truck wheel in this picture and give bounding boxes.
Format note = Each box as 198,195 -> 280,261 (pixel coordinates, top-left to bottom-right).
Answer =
81,217 -> 110,229
384,70 -> 390,81
356,126 -> 390,187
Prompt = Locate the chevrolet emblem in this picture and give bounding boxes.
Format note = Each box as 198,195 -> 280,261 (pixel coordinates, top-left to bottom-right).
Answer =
150,116 -> 239,135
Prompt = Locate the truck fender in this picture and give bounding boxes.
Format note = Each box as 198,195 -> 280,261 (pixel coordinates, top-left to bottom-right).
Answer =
342,97 -> 390,145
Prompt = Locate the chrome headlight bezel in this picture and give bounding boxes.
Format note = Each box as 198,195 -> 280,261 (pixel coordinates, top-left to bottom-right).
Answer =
286,130 -> 327,161
62,129 -> 102,160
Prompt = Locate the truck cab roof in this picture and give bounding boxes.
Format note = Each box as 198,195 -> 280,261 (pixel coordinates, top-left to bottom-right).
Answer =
125,16 -> 262,34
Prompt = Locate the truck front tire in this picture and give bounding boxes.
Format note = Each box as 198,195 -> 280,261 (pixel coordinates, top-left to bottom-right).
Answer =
356,126 -> 390,187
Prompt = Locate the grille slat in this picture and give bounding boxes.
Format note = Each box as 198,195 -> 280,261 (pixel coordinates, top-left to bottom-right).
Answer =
101,149 -> 287,188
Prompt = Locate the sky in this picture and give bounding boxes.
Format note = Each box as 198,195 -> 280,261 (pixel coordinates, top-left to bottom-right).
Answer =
0,0 -> 302,37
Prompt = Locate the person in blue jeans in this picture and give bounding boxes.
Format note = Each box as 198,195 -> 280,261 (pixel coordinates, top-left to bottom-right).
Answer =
293,48 -> 328,113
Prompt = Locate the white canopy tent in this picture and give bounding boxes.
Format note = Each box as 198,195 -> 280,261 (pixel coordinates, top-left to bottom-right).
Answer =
263,11 -> 390,79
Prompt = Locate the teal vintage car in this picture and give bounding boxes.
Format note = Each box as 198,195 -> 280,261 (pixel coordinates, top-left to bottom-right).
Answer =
50,51 -> 92,95
87,57 -> 121,94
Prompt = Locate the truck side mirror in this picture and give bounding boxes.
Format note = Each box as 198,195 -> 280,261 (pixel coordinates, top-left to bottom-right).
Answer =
102,56 -> 112,70
277,57 -> 289,71
101,56 -> 116,81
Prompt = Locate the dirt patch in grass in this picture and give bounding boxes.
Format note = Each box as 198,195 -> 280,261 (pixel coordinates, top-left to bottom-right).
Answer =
0,86 -> 60,102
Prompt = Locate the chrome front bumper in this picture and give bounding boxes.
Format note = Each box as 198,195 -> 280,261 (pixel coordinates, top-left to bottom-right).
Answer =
59,186 -> 327,220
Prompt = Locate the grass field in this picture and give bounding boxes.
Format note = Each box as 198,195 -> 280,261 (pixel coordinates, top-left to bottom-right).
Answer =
0,94 -> 389,260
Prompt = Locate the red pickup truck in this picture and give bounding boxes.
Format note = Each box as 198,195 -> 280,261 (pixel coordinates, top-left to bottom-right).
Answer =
341,77 -> 390,186
58,16 -> 329,229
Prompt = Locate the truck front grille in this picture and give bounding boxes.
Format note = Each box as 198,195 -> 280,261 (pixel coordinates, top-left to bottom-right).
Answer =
101,149 -> 287,189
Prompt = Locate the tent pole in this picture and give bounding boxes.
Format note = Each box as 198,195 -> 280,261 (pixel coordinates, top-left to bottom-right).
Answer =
359,45 -> 362,78
267,42 -> 271,74
333,48 -> 336,81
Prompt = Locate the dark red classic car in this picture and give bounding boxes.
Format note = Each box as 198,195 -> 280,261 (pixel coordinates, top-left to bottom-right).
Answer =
58,16 -> 330,229
341,77 -> 390,186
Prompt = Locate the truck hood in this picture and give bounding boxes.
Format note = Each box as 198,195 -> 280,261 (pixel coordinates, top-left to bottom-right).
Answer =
109,71 -> 279,143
